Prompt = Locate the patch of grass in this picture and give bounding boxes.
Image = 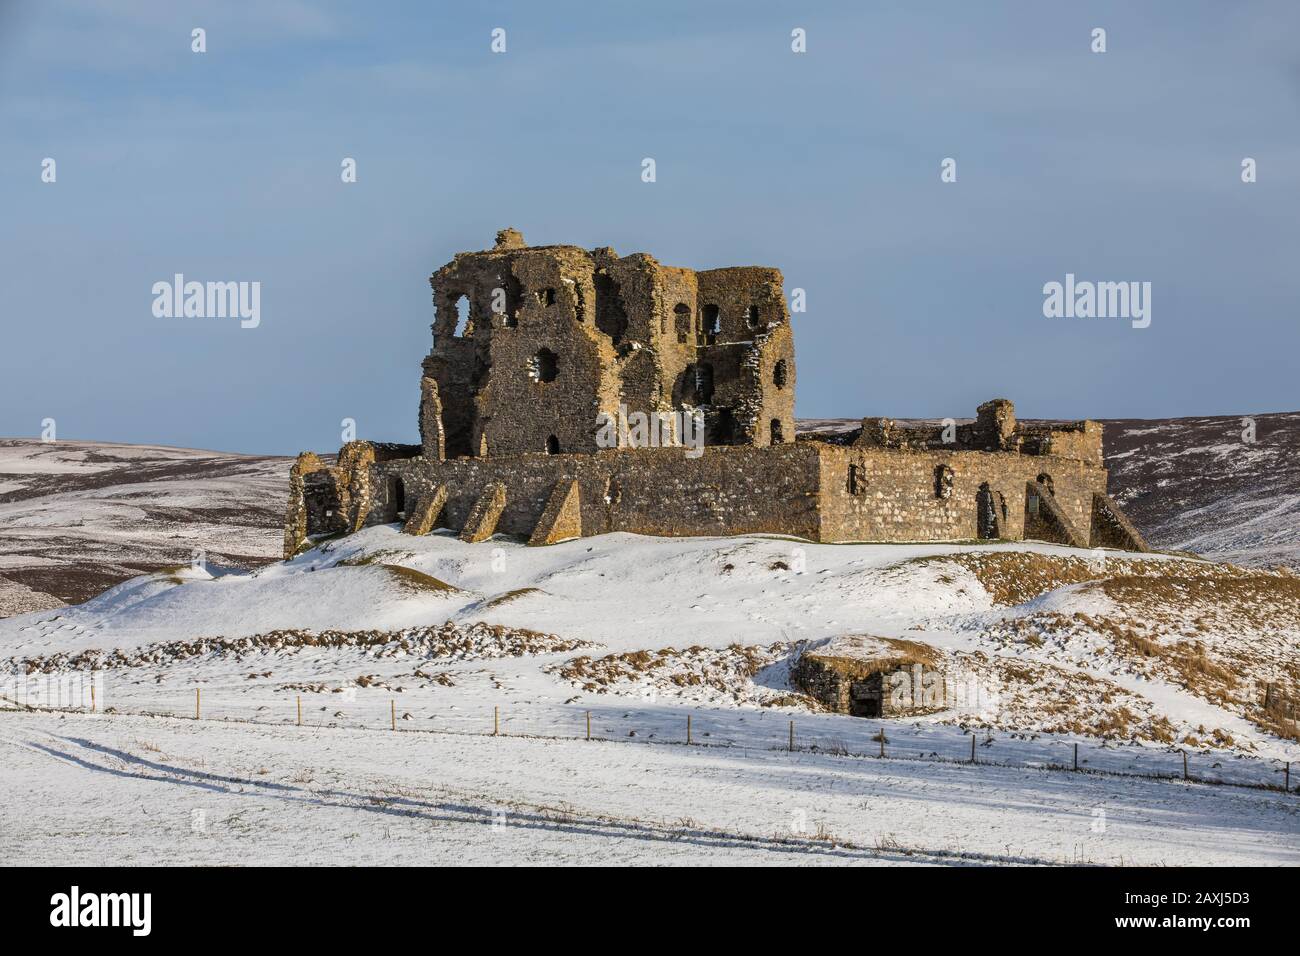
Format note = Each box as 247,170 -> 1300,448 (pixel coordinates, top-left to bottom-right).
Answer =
481,587 -> 546,609
339,549 -> 406,567
378,564 -> 459,594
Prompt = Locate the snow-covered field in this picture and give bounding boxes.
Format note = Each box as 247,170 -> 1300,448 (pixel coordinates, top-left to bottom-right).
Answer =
3,527 -> 1299,864
4,709 -> 1296,866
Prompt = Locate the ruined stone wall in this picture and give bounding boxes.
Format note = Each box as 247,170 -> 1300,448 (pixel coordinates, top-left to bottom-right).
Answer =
653,266 -> 699,420
362,442 -> 823,541
692,267 -> 794,447
422,234 -> 796,460
483,247 -> 615,458
1038,422 -> 1104,466
746,322 -> 795,446
816,444 -> 1109,543
293,437 -> 1118,552
427,242 -> 619,459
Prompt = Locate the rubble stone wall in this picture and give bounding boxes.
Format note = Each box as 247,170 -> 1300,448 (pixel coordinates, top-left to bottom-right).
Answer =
816,444 -> 1109,543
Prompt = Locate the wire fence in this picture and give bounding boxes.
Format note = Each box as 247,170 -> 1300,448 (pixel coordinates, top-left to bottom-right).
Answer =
5,682 -> 1296,796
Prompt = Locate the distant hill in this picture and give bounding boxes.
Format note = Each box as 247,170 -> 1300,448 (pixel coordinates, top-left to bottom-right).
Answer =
0,440 -> 287,613
1100,411 -> 1300,568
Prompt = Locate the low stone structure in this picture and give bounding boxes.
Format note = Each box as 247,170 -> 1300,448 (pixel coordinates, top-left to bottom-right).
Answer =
283,230 -> 1150,556
791,635 -> 947,718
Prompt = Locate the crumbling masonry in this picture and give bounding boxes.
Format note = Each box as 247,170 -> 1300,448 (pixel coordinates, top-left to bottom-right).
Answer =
284,230 -> 1148,556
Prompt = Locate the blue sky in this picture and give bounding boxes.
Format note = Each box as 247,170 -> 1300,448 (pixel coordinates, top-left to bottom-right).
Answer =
2,1 -> 1297,455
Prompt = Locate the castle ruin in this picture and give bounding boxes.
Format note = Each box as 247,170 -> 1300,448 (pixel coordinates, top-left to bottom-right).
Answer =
284,230 -> 1148,556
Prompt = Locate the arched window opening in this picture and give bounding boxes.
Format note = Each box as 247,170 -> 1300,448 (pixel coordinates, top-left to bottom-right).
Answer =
546,435 -> 560,455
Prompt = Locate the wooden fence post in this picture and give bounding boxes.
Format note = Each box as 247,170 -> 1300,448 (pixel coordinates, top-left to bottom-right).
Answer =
1073,743 -> 1078,771
391,699 -> 396,731
879,729 -> 885,758
1182,750 -> 1189,780
297,696 -> 302,727
686,714 -> 692,745
90,681 -> 95,713
494,706 -> 499,736
585,711 -> 591,741
1286,762 -> 1290,793
789,720 -> 794,752
195,687 -> 201,720
970,733 -> 976,764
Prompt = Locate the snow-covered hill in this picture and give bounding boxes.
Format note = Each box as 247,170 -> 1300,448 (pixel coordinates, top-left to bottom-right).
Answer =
3,528 -> 1296,768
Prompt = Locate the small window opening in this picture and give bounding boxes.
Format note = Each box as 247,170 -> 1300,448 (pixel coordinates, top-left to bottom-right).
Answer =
684,362 -> 714,405
745,305 -> 759,328
537,287 -> 556,307
604,477 -> 622,506
529,348 -> 559,383
702,304 -> 720,343
773,359 -> 788,389
452,295 -> 470,337
673,303 -> 691,343
770,418 -> 785,445
546,435 -> 560,455
848,463 -> 866,496
934,464 -> 954,500
390,476 -> 406,521
977,482 -> 999,539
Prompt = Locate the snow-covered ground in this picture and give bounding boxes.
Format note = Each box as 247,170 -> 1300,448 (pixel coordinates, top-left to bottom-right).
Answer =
4,709 -> 1296,866
2,527 -> 1298,865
